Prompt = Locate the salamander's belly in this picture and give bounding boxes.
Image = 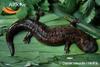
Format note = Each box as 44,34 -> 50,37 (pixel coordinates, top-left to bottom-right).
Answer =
37,29 -> 69,44
36,34 -> 67,44
47,33 -> 67,44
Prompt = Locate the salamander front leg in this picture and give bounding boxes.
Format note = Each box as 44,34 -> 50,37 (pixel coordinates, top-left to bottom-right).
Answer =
23,32 -> 33,44
64,41 -> 72,53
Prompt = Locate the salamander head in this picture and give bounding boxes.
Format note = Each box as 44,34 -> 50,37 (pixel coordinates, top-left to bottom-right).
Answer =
81,38 -> 98,53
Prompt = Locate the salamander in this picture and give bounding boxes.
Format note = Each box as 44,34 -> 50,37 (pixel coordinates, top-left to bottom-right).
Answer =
6,11 -> 98,56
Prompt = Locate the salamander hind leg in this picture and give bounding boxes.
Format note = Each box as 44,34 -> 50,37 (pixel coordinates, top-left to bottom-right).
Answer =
23,32 -> 33,44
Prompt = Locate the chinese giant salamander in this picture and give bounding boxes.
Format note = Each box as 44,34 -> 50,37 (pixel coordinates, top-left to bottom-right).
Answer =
6,11 -> 98,56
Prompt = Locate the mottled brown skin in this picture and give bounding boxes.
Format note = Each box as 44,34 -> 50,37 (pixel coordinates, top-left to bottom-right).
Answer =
6,11 -> 98,56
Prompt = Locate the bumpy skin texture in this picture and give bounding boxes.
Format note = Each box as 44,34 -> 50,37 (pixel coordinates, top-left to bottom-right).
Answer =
6,12 -> 98,56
